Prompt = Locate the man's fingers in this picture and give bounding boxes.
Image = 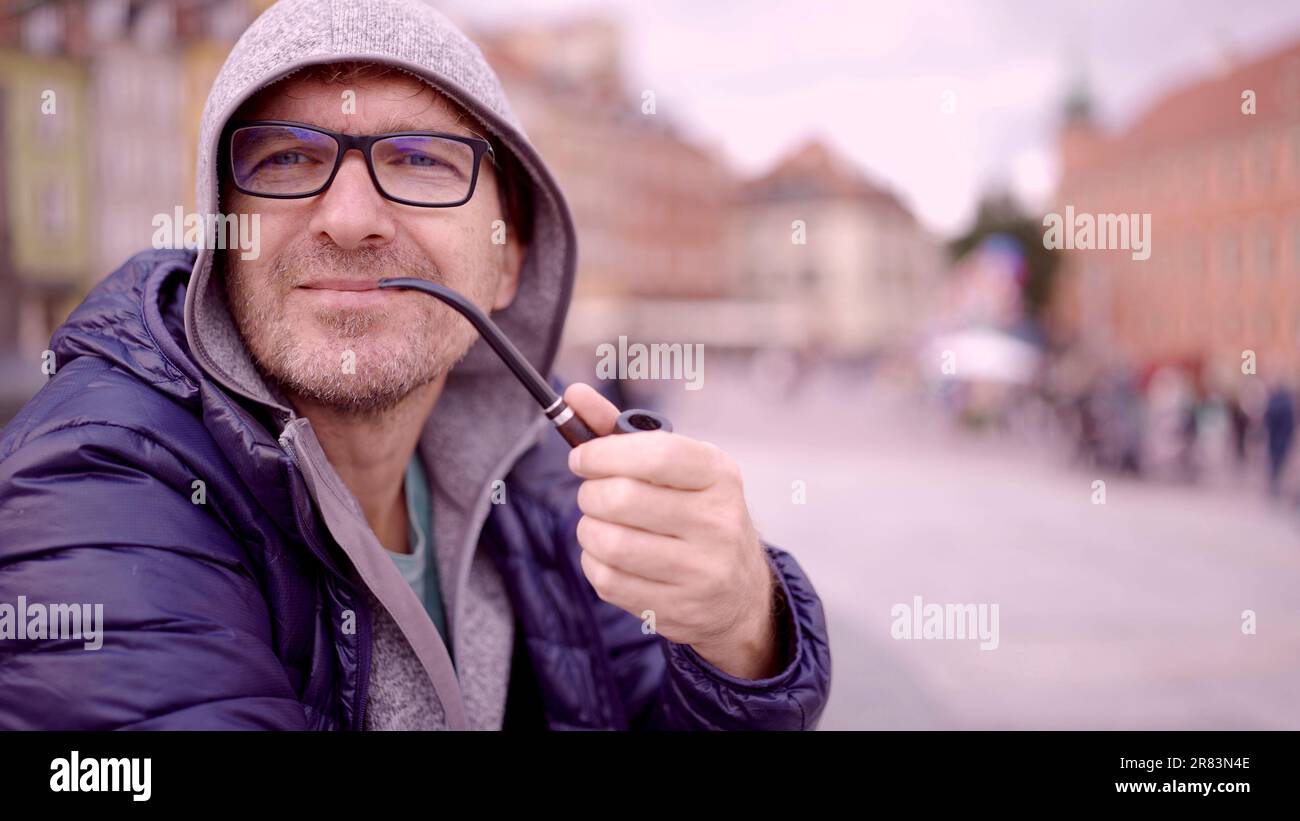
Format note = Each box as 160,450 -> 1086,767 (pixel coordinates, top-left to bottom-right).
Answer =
563,382 -> 620,437
575,514 -> 690,584
569,430 -> 722,490
576,476 -> 696,538
579,549 -> 676,615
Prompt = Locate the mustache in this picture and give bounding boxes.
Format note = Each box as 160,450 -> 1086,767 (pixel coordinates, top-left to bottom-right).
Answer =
269,240 -> 443,287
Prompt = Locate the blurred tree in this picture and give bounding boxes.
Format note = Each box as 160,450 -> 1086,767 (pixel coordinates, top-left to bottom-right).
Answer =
948,191 -> 1060,322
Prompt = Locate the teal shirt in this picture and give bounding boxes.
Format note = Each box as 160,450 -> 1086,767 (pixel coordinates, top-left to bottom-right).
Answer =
387,453 -> 451,663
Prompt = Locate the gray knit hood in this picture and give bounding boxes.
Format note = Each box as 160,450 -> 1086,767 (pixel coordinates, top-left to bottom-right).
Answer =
180,0 -> 579,730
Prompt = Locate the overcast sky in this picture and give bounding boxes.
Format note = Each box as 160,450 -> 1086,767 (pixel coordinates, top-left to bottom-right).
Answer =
453,0 -> 1300,237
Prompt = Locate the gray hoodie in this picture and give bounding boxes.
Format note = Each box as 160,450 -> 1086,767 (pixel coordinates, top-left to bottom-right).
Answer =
183,0 -> 578,729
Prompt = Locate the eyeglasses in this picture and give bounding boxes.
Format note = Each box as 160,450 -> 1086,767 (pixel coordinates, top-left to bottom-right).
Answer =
224,120 -> 497,207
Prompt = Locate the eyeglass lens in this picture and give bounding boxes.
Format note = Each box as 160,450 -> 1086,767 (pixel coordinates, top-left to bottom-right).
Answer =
230,124 -> 477,205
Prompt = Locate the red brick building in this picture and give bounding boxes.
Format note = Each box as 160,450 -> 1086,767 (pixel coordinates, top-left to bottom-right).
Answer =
1050,40 -> 1300,383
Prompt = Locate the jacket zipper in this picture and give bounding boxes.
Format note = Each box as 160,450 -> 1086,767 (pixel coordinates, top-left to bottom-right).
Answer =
351,582 -> 371,731
280,427 -> 371,730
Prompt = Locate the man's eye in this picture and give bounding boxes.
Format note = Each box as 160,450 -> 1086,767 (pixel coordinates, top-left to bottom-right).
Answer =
400,153 -> 443,168
267,151 -> 311,166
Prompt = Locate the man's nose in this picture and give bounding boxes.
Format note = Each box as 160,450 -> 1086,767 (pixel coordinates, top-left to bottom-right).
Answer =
306,149 -> 396,250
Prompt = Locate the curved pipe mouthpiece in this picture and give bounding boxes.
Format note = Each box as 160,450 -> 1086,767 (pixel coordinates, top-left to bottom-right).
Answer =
377,277 -> 673,448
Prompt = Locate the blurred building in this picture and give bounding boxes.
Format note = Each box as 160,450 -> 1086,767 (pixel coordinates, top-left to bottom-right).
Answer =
0,0 -> 259,375
478,20 -> 946,362
1050,39 -> 1300,381
479,19 -> 736,303
0,46 -> 89,360
477,20 -> 759,366
732,138 -> 942,358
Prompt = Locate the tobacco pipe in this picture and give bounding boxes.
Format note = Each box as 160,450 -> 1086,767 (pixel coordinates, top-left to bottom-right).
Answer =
377,277 -> 672,447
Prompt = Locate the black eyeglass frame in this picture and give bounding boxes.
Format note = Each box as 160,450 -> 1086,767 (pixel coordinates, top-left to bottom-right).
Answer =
223,119 -> 498,208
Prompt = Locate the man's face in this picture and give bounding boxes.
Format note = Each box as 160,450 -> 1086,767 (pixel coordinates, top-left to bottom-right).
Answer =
222,68 -> 523,415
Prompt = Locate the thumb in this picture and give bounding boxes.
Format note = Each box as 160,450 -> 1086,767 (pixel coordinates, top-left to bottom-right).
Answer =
564,382 -> 621,437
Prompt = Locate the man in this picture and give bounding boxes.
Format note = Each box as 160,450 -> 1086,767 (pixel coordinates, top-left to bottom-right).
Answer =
0,0 -> 830,730
1264,382 -> 1294,498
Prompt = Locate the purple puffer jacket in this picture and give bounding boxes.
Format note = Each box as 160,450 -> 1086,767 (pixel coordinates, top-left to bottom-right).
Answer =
0,250 -> 832,730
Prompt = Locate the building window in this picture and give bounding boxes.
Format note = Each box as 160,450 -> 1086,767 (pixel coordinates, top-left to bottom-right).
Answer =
1219,227 -> 1239,278
20,3 -> 63,55
1185,235 -> 1203,277
38,180 -> 69,241
1250,136 -> 1273,191
35,87 -> 66,143
1218,307 -> 1240,340
1254,220 -> 1272,277
1183,150 -> 1206,199
1255,310 -> 1273,339
1293,126 -> 1300,183
1292,216 -> 1300,275
1218,145 -> 1240,196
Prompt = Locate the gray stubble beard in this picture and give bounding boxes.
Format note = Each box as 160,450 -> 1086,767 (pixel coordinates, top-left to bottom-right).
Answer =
222,241 -> 478,417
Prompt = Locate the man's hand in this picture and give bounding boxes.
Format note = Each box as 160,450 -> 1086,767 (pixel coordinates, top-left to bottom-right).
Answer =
564,382 -> 782,680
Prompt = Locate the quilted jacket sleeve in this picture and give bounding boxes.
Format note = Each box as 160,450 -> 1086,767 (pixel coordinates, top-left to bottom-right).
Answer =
594,531 -> 832,731
0,417 -> 307,730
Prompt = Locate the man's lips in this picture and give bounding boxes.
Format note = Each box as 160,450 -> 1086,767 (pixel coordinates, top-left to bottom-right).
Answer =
293,278 -> 398,311
298,278 -> 381,291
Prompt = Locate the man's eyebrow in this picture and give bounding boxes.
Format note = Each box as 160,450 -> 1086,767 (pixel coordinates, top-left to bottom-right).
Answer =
371,115 -> 478,138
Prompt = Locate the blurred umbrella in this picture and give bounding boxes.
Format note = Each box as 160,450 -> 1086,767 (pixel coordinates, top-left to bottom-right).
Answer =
924,327 -> 1041,385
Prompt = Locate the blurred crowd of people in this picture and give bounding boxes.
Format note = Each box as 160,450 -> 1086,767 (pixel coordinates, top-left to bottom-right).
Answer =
911,335 -> 1299,508
1041,352 -> 1298,503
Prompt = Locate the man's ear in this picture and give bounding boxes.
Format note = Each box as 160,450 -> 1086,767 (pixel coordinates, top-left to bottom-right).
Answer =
492,233 -> 526,311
